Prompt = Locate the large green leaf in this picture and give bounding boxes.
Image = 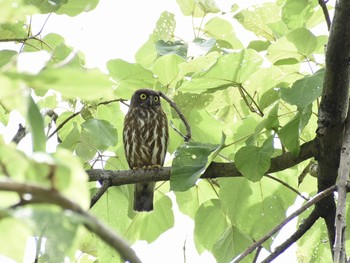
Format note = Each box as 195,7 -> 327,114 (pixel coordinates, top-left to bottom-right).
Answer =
107,59 -> 155,98
124,192 -> 174,243
7,67 -> 113,100
56,0 -> 99,16
135,11 -> 176,68
179,49 -> 263,93
80,118 -> 118,152
175,180 -> 219,219
280,69 -> 324,108
155,40 -> 187,58
194,199 -> 227,254
282,0 -> 316,29
152,11 -> 176,42
0,22 -> 27,40
0,217 -> 32,262
205,17 -> 243,49
153,54 -> 185,86
170,138 -> 224,191
219,176 -> 295,249
1,0 -> 37,23
234,3 -> 281,41
267,28 -> 317,64
234,136 -> 274,182
212,227 -> 254,263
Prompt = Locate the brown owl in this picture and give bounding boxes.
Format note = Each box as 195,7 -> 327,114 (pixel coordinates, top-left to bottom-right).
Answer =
123,89 -> 169,211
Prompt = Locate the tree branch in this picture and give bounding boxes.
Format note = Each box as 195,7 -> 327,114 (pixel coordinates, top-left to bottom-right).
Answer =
318,0 -> 331,31
90,178 -> 112,208
316,0 -> 350,253
86,139 -> 317,185
334,99 -> 350,263
261,209 -> 320,263
0,181 -> 141,263
233,185 -> 336,263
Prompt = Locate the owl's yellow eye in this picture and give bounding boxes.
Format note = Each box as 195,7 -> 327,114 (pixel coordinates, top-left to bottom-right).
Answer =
154,96 -> 159,102
140,93 -> 147,100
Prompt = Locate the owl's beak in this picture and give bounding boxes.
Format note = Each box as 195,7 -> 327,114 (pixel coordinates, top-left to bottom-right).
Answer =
149,95 -> 154,106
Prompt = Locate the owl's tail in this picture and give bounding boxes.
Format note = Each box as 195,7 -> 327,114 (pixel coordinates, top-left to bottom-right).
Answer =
134,182 -> 155,212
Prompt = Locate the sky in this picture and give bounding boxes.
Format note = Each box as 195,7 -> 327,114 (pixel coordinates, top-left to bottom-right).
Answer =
1,0 -> 334,262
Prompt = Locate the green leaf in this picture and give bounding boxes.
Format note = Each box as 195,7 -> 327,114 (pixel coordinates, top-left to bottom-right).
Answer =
282,0 -> 315,29
171,137 -> 224,191
107,59 -> 155,98
0,22 -> 27,40
80,118 -> 118,151
205,17 -> 243,49
179,49 -> 263,93
152,11 -> 176,42
59,122 -> 80,151
234,140 -> 274,182
56,0 -> 98,16
234,3 -> 281,41
176,0 -> 205,17
155,40 -> 187,58
280,69 -> 324,108
51,149 -> 90,208
219,177 -> 295,249
192,38 -> 217,54
267,28 -> 317,64
125,192 -> 174,243
197,0 -> 220,13
18,206 -> 81,262
175,180 -> 219,218
194,199 -> 227,254
8,67 -> 113,100
247,40 -> 271,52
153,54 -> 185,86
0,217 -> 32,262
1,0 -> 37,23
0,50 -> 17,68
278,105 -> 312,155
27,96 -> 46,152
297,217 -> 332,262
212,227 -> 254,263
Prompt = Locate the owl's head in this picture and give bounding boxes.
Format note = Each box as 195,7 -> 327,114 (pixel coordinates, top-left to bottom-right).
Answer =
130,89 -> 161,108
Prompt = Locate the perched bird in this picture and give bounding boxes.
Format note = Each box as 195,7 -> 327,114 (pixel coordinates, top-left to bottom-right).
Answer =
123,89 -> 169,211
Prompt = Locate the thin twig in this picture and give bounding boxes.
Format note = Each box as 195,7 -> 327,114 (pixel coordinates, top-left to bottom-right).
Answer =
159,91 -> 191,141
261,209 -> 320,263
233,185 -> 336,263
252,246 -> 262,263
47,99 -> 127,140
319,0 -> 331,30
265,174 -> 309,201
90,179 -> 112,208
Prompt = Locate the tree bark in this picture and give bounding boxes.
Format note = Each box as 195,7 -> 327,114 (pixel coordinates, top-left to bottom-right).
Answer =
316,0 -> 350,255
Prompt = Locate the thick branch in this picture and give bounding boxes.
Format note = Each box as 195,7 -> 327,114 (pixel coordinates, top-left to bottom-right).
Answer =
86,139 -> 317,185
334,100 -> 350,263
0,181 -> 141,263
316,0 -> 350,252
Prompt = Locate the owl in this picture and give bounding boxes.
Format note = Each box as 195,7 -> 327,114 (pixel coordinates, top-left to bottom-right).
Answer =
123,89 -> 169,211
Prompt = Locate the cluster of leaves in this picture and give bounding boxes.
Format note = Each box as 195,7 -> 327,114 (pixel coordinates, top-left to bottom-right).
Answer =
0,0 -> 337,262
